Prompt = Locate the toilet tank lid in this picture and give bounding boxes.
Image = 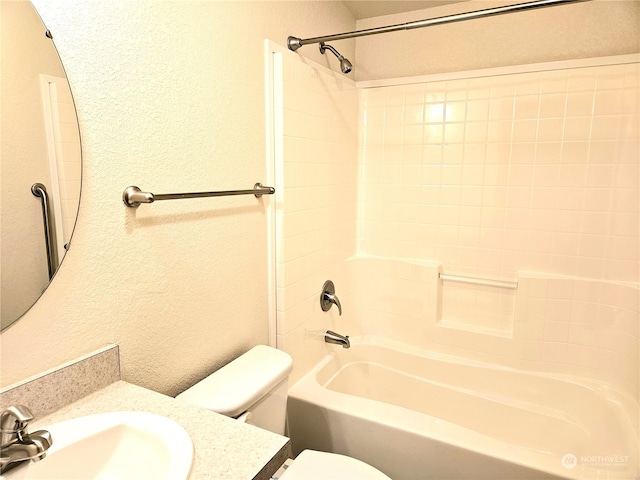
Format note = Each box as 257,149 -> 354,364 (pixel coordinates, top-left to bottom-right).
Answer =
176,345 -> 293,417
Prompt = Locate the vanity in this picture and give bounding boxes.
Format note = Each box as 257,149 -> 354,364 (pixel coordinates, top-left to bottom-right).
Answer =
0,345 -> 290,479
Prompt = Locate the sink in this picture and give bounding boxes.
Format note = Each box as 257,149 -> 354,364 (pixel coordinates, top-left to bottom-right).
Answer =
1,411 -> 193,480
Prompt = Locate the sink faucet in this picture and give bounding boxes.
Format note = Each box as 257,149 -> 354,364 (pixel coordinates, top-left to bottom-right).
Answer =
325,330 -> 350,348
0,405 -> 52,474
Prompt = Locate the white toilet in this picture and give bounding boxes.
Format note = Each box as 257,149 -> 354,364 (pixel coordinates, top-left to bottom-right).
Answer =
176,345 -> 390,480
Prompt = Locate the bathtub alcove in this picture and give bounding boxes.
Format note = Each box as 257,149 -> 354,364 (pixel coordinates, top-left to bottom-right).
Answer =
266,36 -> 639,480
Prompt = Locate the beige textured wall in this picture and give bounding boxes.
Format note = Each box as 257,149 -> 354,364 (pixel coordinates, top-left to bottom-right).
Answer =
0,0 -> 355,395
355,0 -> 640,81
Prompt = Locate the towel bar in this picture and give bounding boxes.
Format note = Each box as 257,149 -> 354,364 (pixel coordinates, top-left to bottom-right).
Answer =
123,183 -> 275,208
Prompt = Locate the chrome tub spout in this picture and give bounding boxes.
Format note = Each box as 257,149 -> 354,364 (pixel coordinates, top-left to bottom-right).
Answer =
325,330 -> 350,348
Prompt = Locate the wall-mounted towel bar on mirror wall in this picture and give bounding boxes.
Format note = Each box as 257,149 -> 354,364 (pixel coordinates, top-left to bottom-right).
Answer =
439,273 -> 518,290
122,183 -> 275,208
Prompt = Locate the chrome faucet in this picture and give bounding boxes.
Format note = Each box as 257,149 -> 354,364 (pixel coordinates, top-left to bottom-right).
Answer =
0,405 -> 52,474
320,280 -> 342,315
325,330 -> 350,348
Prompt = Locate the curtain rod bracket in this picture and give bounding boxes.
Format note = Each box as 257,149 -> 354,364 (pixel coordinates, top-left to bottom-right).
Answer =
287,36 -> 302,51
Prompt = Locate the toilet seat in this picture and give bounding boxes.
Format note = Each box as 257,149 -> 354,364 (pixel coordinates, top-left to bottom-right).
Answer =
279,450 -> 391,480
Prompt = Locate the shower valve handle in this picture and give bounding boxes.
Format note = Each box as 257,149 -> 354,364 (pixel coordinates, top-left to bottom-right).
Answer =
320,280 -> 342,315
324,292 -> 342,315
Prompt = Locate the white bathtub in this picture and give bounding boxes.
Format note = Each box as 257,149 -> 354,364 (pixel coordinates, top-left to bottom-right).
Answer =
287,337 -> 638,480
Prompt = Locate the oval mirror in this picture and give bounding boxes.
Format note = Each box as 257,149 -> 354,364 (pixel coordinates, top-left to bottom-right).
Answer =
1,1 -> 82,330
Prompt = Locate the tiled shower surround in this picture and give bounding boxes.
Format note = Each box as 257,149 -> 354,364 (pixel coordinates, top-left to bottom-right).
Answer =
359,63 -> 638,282
272,49 -> 359,380
271,48 -> 639,401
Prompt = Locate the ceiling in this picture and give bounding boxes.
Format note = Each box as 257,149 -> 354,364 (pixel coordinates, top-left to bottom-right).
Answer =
342,1 -> 468,20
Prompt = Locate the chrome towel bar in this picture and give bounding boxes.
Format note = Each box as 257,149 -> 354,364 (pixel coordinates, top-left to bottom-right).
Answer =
122,183 -> 275,208
439,273 -> 518,290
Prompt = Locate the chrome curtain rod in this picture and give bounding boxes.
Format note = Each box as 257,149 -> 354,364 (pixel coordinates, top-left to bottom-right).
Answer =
287,0 -> 588,51
122,183 -> 275,208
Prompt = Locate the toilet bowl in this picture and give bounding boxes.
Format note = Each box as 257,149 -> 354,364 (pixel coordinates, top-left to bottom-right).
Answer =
278,450 -> 391,480
176,345 -> 390,480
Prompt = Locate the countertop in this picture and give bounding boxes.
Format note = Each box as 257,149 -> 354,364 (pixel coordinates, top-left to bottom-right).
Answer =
30,381 -> 291,480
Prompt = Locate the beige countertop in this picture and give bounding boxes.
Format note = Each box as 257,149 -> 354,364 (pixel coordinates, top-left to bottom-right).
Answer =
30,381 -> 290,480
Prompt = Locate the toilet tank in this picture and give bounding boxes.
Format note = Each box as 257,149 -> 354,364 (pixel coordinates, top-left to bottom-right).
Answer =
176,345 -> 293,435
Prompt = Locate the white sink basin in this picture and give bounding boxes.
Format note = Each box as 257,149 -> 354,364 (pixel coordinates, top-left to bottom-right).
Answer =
2,411 -> 193,480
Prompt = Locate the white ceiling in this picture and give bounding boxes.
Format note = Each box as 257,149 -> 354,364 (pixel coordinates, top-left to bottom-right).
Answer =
342,1 -> 468,20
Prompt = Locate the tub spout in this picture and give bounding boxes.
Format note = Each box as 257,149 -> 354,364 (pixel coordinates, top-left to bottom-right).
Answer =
325,330 -> 350,348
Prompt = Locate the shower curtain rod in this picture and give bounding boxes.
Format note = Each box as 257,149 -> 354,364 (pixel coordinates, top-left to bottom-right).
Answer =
287,0 -> 588,51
